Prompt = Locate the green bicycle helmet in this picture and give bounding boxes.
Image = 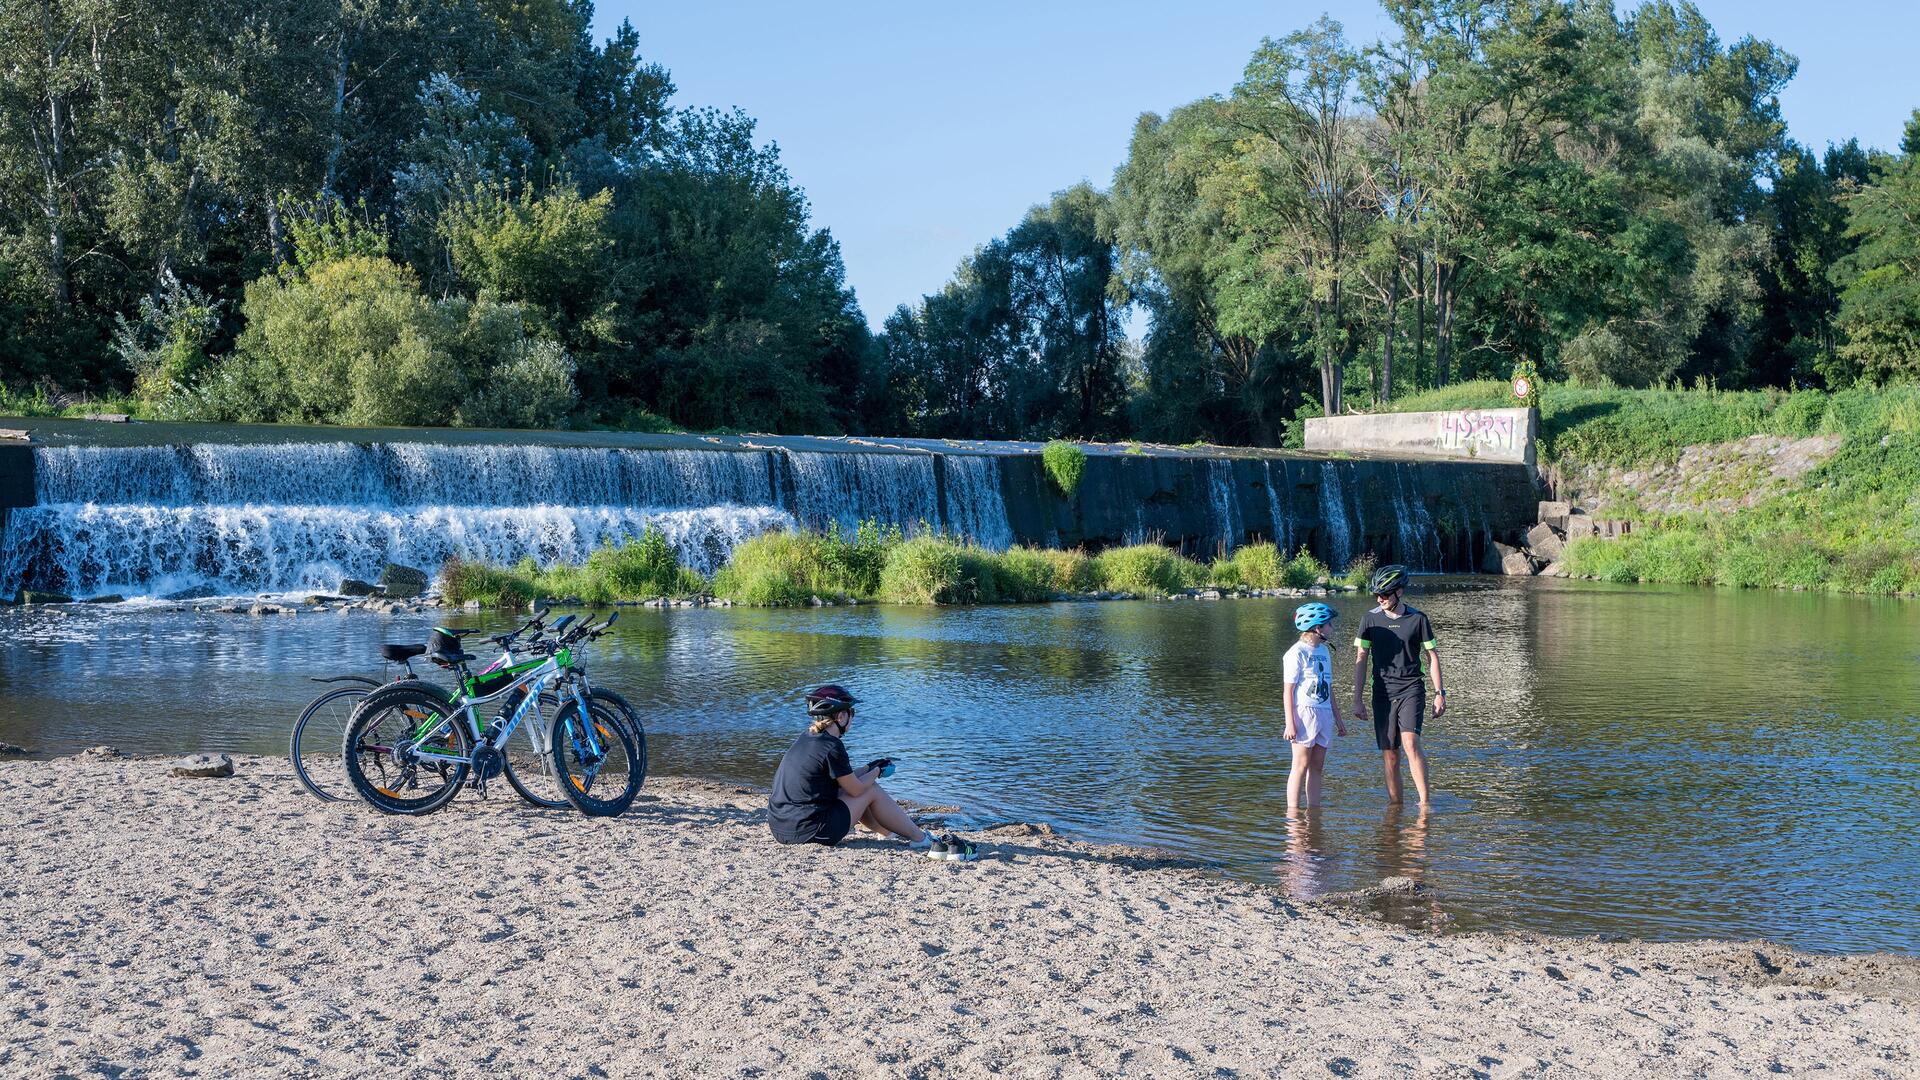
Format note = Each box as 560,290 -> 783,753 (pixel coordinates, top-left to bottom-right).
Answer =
1368,564 -> 1409,596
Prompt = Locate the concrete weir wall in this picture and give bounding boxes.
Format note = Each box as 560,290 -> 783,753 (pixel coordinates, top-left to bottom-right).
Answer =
1307,407 -> 1538,466
0,418 -> 1543,581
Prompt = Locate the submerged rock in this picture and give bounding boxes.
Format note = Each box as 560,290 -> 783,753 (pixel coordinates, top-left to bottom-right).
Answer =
170,753 -> 234,778
0,742 -> 32,757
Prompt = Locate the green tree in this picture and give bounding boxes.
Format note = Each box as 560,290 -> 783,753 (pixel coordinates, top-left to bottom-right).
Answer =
1830,112 -> 1920,383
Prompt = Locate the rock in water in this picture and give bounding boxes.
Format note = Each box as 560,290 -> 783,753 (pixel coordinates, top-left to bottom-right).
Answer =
378,564 -> 429,599
338,578 -> 381,597
1482,541 -> 1536,576
170,753 -> 234,778
0,742 -> 31,756
1524,522 -> 1565,561
79,745 -> 121,758
20,590 -> 74,605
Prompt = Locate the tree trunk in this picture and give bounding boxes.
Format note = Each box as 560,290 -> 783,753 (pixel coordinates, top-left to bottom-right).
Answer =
1435,258 -> 1457,387
42,82 -> 70,304
1380,259 -> 1402,403
323,35 -> 349,198
1414,249 -> 1426,389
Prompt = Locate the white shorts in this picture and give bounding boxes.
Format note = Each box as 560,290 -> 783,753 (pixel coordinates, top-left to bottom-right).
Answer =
1291,708 -> 1333,748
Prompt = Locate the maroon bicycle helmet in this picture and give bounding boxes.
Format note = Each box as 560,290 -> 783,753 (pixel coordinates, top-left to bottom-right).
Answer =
805,684 -> 859,716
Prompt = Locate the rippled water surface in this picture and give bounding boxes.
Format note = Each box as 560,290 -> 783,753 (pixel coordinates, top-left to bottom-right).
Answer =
2,578 -> 1914,954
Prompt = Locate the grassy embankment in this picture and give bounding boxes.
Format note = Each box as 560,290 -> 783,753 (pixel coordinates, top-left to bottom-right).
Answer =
1385,380 -> 1920,594
441,523 -> 1369,608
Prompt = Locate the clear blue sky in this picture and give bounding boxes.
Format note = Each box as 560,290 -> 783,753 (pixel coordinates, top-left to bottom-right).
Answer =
594,1 -> 1920,329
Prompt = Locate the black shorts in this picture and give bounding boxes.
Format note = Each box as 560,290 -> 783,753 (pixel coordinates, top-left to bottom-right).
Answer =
1373,687 -> 1425,751
808,801 -> 853,846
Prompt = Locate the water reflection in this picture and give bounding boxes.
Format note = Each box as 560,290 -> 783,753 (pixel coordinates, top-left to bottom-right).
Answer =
1,577 -> 1915,955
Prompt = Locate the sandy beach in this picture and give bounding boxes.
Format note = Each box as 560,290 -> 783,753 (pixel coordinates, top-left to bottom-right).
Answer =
1,754 -> 1914,1078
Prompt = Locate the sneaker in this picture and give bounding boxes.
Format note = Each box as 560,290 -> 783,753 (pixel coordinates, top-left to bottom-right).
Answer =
926,833 -> 980,862
905,831 -> 936,851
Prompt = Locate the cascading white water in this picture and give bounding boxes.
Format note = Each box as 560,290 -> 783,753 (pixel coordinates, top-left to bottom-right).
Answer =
785,451 -> 941,536
1390,465 -> 1441,570
1318,462 -> 1353,570
0,503 -> 791,597
2,441 -> 1027,599
939,455 -> 1013,548
1207,460 -> 1243,555
1264,460 -> 1293,554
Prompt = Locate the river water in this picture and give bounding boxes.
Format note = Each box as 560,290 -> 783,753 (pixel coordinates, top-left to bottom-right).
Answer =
1,577 -> 1913,955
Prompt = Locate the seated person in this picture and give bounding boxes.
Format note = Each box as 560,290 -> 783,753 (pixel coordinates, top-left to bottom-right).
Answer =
767,684 -> 977,861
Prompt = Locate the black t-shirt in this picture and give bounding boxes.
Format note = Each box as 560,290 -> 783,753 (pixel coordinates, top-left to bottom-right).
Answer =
767,731 -> 853,843
1356,604 -> 1436,698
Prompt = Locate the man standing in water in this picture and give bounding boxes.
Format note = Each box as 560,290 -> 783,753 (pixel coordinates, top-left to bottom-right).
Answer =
1350,564 -> 1445,805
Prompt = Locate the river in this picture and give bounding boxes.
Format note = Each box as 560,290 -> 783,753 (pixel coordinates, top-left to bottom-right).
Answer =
1,576 -> 1913,955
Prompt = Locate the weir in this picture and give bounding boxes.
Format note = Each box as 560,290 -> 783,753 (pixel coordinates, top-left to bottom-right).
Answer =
0,419 -> 1541,599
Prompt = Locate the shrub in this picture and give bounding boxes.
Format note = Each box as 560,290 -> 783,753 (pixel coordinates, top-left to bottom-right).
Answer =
713,531 -> 843,606
877,535 -> 968,604
1042,440 -> 1086,498
1093,544 -> 1205,596
1338,552 -> 1379,589
190,254 -> 576,428
817,520 -> 900,598
994,547 -> 1093,597
582,528 -> 705,599
439,556 -> 536,608
1219,543 -> 1284,589
1281,547 -> 1330,588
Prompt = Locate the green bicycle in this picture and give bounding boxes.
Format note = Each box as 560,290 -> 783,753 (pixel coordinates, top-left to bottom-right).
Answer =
342,611 -> 643,817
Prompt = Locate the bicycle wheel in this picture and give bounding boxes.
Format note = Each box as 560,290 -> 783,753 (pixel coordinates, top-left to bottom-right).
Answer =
548,697 -> 642,817
495,687 -> 569,810
289,684 -> 372,801
586,687 -> 647,793
343,683 -> 472,815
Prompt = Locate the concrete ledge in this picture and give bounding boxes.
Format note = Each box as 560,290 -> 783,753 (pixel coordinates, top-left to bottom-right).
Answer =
1306,407 -> 1536,466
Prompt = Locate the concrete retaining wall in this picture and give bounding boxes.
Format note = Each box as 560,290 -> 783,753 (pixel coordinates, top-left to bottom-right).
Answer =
1306,407 -> 1537,466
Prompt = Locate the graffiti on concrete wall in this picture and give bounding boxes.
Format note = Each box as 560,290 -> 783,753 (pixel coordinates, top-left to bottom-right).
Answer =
1438,410 -> 1518,453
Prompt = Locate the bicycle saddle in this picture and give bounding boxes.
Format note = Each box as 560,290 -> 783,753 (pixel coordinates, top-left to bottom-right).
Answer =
427,627 -> 476,664
378,643 -> 427,663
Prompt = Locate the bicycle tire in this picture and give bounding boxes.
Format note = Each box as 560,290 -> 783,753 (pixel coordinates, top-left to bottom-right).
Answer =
343,683 -> 472,815
289,685 -> 370,801
548,698 -> 642,817
585,687 -> 648,793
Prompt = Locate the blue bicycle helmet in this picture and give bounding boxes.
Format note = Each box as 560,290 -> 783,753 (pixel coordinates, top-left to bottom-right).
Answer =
1294,602 -> 1336,632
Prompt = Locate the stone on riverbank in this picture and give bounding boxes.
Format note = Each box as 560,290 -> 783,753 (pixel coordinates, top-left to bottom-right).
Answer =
1483,541 -> 1535,576
1524,522 -> 1565,561
169,753 -> 234,779
377,564 -> 429,599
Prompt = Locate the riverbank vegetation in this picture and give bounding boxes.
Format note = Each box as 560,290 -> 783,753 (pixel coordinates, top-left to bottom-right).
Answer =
1381,379 -> 1920,594
5,4 -> 1915,445
436,527 -> 1361,608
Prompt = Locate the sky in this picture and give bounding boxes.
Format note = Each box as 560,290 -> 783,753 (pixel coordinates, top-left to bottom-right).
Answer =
595,2 -> 1920,329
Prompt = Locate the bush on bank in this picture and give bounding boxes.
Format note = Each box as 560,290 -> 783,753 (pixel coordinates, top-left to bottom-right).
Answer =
447,525 -> 1352,608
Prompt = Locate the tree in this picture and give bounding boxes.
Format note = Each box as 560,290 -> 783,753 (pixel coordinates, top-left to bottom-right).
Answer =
1830,112 -> 1920,383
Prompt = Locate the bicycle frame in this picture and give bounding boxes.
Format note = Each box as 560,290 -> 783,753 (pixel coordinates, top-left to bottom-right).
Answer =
399,645 -> 602,770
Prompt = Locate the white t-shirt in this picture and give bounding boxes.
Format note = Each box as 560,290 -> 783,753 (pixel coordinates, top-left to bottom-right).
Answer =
1283,639 -> 1335,720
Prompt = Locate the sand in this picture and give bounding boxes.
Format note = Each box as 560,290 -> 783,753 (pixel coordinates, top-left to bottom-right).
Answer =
2,755 -> 1914,1079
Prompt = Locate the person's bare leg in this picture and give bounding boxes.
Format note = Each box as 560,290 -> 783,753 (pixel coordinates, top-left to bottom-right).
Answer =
846,785 -> 923,841
1401,730 -> 1431,805
1382,746 -> 1403,804
1287,742 -> 1312,809
1306,745 -> 1328,807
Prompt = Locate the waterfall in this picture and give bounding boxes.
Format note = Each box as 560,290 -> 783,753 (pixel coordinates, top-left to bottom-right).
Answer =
1264,460 -> 1293,554
1318,462 -> 1353,570
1390,465 -> 1441,570
0,503 -> 790,597
784,451 -> 940,536
1,441 -> 1032,598
939,455 -> 1013,548
1206,459 -> 1243,555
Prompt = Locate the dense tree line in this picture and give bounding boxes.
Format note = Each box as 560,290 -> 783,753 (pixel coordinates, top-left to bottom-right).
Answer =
875,1 -> 1920,444
2,1 -> 1916,443
0,1 -> 866,431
